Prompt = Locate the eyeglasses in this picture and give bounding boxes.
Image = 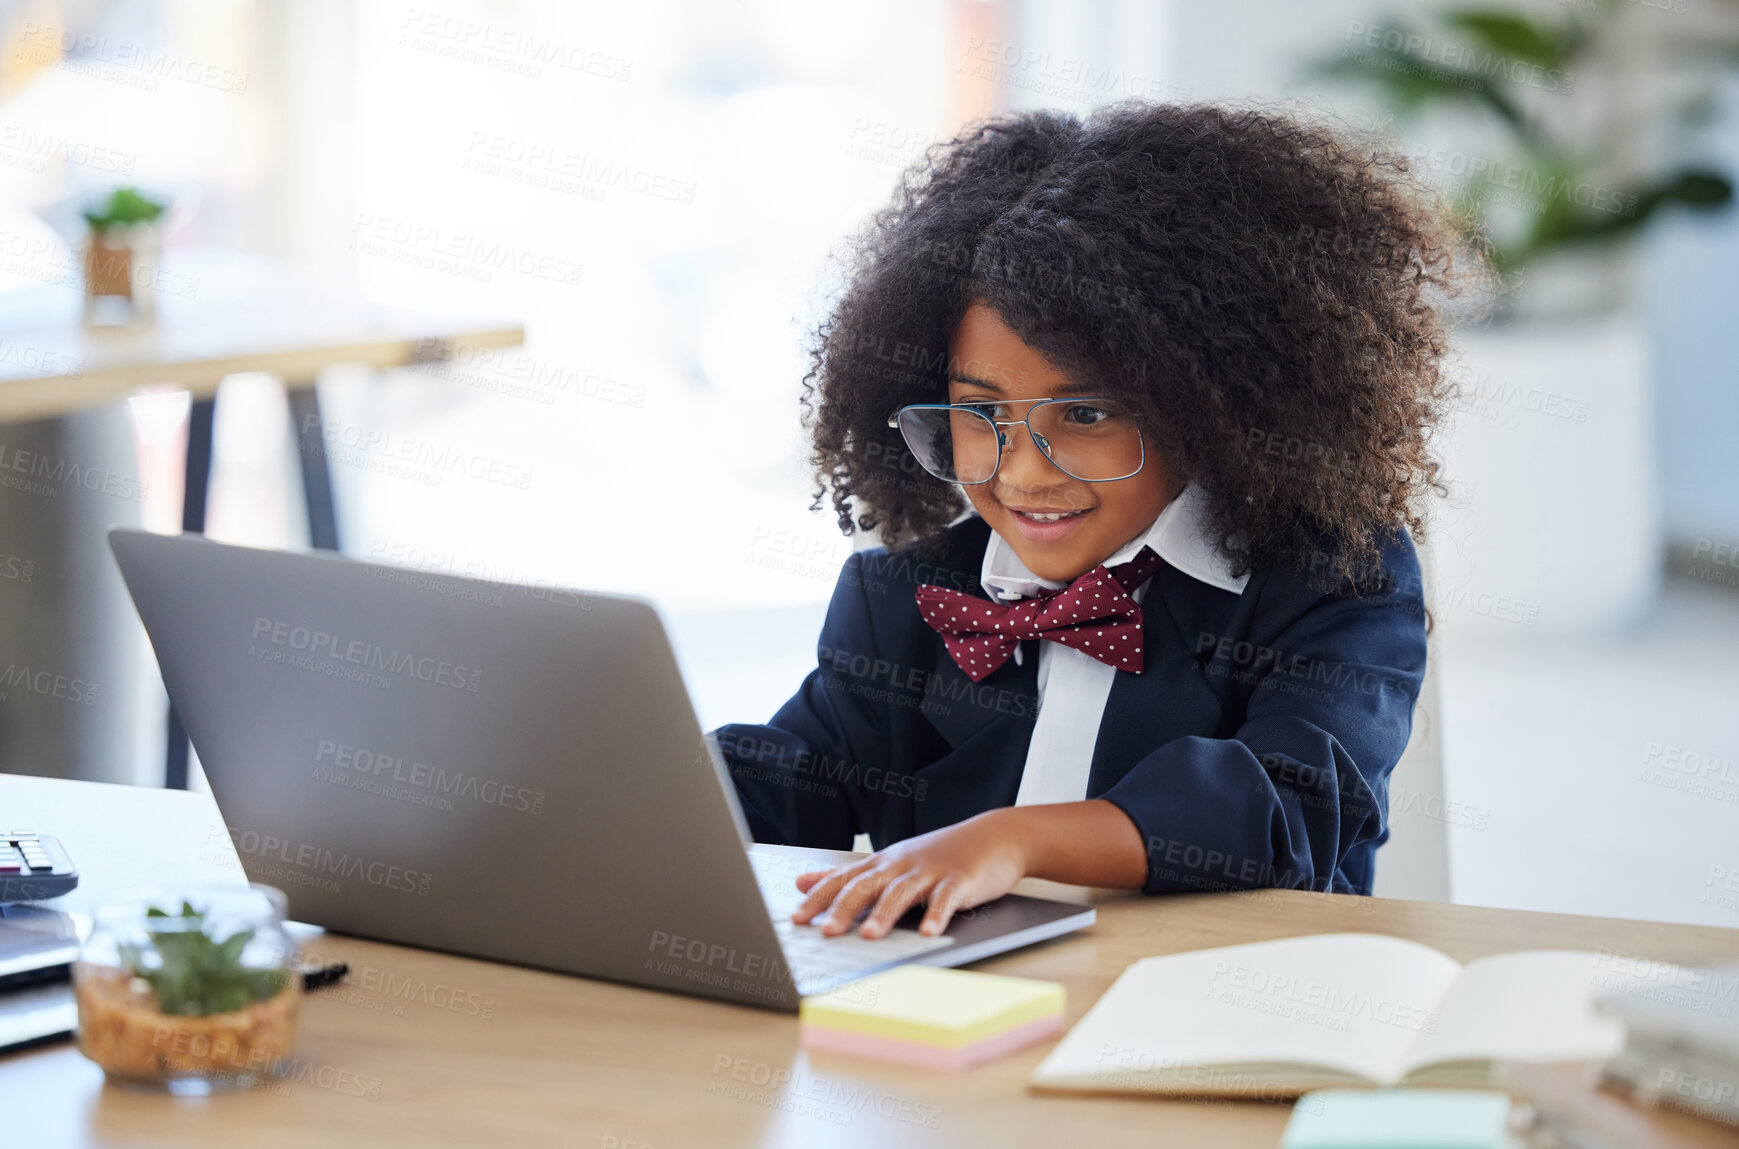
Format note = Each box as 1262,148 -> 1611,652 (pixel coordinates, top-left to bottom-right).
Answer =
886,396 -> 1145,485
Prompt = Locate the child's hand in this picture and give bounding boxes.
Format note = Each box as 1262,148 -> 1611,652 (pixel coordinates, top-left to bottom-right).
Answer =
790,810 -> 1029,939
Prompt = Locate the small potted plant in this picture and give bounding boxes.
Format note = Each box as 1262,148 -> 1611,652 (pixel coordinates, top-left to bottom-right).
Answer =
74,885 -> 300,1093
81,186 -> 167,322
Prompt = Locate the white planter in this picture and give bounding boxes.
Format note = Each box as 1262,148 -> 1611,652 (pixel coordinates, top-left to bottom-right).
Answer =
1431,314 -> 1660,635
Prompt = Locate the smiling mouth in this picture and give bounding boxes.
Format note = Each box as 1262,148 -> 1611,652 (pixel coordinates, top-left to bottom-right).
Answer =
1009,508 -> 1092,524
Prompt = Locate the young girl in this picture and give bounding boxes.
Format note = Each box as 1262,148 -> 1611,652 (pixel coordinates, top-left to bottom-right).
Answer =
712,101 -> 1472,941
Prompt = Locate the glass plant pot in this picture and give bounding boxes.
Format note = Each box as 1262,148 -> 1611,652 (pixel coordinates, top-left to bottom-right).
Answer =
74,883 -> 300,1095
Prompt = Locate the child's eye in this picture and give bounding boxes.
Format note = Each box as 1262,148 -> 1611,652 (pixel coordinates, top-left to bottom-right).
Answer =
1062,402 -> 1120,426
955,401 -> 1004,420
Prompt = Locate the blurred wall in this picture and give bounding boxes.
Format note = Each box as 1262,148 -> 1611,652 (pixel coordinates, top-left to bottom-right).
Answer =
1648,72 -> 1739,552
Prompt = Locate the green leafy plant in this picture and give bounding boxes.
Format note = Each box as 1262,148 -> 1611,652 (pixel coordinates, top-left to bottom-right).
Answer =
82,186 -> 167,234
117,901 -> 288,1017
1311,5 -> 1734,276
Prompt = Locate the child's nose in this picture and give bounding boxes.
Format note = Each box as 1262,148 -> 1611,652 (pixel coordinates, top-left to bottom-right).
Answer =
996,428 -> 1084,500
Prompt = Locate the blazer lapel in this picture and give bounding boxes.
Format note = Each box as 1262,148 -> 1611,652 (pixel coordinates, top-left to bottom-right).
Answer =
1086,567 -> 1229,796
918,631 -> 1040,749
910,637 -> 1039,834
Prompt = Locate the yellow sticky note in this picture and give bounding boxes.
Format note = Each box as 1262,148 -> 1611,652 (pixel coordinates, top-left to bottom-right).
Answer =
801,966 -> 1064,1049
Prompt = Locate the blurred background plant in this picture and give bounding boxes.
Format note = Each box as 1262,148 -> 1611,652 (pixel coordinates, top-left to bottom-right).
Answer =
1311,2 -> 1736,298
81,186 -> 166,235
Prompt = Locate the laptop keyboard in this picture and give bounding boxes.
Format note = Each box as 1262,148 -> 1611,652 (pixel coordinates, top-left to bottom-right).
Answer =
749,850 -> 953,993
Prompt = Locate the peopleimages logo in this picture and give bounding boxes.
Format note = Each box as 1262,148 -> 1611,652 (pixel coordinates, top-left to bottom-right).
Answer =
250,617 -> 482,692
227,827 -> 433,897
0,662 -> 97,706
315,740 -> 544,814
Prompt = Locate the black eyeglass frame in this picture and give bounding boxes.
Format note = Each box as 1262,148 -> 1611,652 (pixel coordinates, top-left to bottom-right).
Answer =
884,396 -> 1147,485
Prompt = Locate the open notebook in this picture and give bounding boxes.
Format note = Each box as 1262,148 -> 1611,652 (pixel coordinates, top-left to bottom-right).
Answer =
1031,934 -> 1626,1098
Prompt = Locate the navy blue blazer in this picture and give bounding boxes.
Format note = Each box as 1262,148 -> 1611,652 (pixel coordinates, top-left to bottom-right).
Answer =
710,515 -> 1427,895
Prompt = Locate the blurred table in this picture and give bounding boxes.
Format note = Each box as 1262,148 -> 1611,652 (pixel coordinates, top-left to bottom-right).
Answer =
0,250 -> 523,786
4,772 -> 1739,1148
0,247 -> 524,547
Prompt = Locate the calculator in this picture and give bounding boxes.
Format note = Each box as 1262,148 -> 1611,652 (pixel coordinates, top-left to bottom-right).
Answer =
0,833 -> 78,902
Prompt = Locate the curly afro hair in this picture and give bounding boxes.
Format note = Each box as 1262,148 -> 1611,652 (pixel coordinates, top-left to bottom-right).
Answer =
801,100 -> 1485,588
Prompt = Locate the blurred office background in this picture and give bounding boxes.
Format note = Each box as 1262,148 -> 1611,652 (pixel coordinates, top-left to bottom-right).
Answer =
1,0 -> 1736,927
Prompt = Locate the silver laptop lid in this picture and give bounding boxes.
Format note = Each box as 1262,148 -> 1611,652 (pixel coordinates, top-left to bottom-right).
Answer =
109,529 -> 802,1010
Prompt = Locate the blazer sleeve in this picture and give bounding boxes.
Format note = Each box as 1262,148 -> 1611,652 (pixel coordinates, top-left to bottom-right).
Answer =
708,550 -> 890,849
1099,537 -> 1427,895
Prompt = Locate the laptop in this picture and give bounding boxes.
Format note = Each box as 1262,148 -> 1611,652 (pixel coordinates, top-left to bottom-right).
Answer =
108,530 -> 1094,1012
0,905 -> 80,1051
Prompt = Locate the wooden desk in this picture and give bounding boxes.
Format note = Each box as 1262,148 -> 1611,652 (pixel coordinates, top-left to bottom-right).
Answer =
5,772 -> 1738,1148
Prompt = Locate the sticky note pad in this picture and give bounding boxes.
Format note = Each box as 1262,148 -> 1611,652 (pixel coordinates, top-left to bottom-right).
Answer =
800,966 -> 1065,1071
1282,1089 -> 1511,1149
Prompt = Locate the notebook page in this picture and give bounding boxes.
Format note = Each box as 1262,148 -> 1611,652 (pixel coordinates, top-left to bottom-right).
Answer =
1032,934 -> 1464,1093
1399,950 -> 1626,1077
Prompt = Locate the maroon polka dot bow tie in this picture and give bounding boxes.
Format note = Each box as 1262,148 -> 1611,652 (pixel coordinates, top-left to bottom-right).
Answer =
914,547 -> 1166,683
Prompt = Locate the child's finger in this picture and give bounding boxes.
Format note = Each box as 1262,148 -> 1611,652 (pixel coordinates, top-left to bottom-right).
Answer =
791,862 -> 863,922
816,868 -> 896,936
919,878 -> 966,936
859,871 -> 929,939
